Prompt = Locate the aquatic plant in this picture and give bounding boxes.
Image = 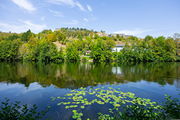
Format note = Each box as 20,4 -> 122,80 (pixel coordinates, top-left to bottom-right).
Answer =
54,87 -> 164,120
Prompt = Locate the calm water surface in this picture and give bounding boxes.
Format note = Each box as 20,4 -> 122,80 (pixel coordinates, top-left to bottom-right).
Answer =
0,62 -> 179,120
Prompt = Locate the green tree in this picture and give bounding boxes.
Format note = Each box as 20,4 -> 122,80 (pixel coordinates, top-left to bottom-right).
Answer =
23,41 -> 63,62
116,36 -> 177,62
21,29 -> 33,42
66,42 -> 80,61
90,37 -> 115,62
54,31 -> 66,44
144,35 -> 154,42
0,40 -> 19,61
6,34 -> 19,41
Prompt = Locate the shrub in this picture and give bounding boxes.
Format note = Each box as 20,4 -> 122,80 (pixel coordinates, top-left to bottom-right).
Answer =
90,38 -> 115,62
116,36 -> 177,62
0,40 -> 19,61
163,95 -> 180,119
0,98 -> 49,120
66,42 -> 80,62
22,41 -> 63,62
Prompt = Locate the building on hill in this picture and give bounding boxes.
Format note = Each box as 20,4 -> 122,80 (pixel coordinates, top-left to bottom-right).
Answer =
112,44 -> 125,52
53,41 -> 66,51
109,33 -> 132,38
96,32 -> 108,37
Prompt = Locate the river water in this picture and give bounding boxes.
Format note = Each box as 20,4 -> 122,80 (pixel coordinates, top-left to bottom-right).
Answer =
0,62 -> 179,119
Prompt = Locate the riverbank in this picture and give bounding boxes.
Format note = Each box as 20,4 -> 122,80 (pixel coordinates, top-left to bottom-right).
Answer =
0,29 -> 179,63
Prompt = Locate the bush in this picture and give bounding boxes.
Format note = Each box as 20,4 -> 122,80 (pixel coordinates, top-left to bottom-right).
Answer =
163,95 -> 180,119
66,42 -> 80,62
90,38 -> 115,62
81,56 -> 92,62
22,41 -> 63,62
0,40 -> 19,61
116,36 -> 177,62
0,98 -> 49,120
21,30 -> 34,42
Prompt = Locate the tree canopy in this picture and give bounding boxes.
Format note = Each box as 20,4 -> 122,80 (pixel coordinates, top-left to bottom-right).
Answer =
0,28 -> 179,63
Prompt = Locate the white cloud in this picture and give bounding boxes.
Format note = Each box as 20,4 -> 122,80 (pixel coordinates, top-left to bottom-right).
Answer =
11,0 -> 36,12
75,1 -> 85,11
83,18 -> 88,22
47,0 -> 86,11
114,29 -> 151,36
48,9 -> 64,17
0,21 -> 47,33
87,5 -> 92,12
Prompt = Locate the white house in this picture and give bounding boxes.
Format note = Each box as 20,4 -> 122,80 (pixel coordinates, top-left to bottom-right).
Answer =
112,44 -> 125,52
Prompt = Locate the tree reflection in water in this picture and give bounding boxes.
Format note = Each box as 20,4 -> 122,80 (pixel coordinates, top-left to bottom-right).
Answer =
0,62 -> 179,89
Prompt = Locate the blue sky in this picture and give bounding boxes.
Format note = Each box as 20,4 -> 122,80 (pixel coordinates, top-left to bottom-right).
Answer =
0,0 -> 180,37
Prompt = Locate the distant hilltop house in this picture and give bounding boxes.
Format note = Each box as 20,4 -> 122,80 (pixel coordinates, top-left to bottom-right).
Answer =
112,44 -> 125,52
176,39 -> 180,56
55,28 -> 60,31
109,33 -> 132,38
53,41 -> 66,51
96,32 -> 108,37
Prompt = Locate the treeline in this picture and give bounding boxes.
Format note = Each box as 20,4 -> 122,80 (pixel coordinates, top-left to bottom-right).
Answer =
0,28 -> 179,63
118,36 -> 177,62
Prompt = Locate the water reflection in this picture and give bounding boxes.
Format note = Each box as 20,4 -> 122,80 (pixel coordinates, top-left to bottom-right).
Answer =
0,62 -> 180,89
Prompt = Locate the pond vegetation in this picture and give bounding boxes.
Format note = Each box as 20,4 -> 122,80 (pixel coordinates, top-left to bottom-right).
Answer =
53,87 -> 180,120
0,87 -> 179,120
